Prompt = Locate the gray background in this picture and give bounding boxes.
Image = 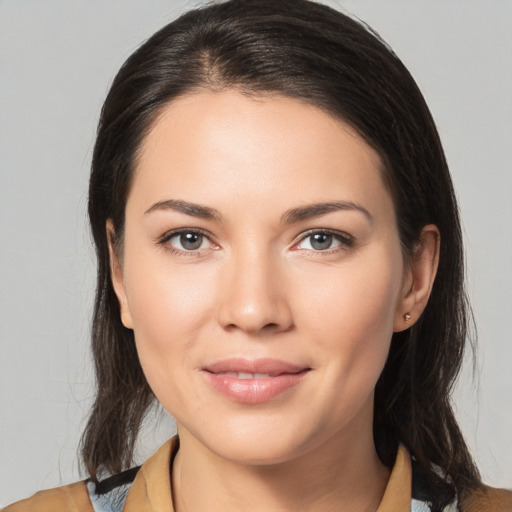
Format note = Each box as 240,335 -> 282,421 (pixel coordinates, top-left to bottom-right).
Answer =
1,0 -> 510,506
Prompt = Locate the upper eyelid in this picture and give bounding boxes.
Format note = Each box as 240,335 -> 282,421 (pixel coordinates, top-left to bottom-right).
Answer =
296,228 -> 354,242
292,229 -> 355,251
157,229 -> 218,257
159,227 -> 213,242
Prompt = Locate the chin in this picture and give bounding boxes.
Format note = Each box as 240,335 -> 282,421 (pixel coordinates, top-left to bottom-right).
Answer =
184,418 -> 313,466
215,438 -> 305,466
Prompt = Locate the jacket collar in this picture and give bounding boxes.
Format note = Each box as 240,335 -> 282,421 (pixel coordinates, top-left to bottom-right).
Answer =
123,437 -> 411,512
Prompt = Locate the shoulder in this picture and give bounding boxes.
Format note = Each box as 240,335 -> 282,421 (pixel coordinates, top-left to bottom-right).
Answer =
2,481 -> 93,512
410,454 -> 512,512
460,485 -> 512,512
1,468 -> 141,512
1,438 -> 176,512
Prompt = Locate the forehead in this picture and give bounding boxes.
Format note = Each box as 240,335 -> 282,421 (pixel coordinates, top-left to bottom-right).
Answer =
129,90 -> 393,223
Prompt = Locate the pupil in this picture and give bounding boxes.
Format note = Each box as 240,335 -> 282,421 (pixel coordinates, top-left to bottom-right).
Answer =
311,233 -> 332,250
180,233 -> 202,250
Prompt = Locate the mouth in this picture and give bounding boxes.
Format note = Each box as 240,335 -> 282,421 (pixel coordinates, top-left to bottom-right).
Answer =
211,371 -> 282,379
202,358 -> 311,404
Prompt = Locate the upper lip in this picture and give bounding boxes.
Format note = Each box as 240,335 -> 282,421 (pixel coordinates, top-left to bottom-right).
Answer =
203,358 -> 309,376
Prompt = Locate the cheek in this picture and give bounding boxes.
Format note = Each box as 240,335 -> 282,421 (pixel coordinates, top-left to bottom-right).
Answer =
123,258 -> 224,419
123,255 -> 217,374
293,250 -> 403,370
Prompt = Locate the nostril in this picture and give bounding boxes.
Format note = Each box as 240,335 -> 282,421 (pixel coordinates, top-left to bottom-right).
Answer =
223,321 -> 289,334
225,322 -> 278,330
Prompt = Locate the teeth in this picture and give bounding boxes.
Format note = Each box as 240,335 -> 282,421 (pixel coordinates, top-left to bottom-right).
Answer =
217,371 -> 272,379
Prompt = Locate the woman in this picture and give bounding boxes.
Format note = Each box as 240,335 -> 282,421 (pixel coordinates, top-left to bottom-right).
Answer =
4,0 -> 511,510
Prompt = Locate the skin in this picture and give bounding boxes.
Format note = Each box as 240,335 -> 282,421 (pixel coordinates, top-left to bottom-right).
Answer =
109,90 -> 439,512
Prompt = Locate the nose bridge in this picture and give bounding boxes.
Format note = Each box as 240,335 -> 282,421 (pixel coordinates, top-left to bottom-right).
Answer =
217,241 -> 293,334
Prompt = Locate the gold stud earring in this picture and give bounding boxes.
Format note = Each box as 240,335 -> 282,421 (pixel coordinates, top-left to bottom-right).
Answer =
403,313 -> 412,323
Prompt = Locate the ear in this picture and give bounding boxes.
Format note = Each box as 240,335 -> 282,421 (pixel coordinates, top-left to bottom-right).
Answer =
106,220 -> 134,329
394,224 -> 440,332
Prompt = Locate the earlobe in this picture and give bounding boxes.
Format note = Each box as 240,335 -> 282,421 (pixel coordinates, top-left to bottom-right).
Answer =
106,220 -> 134,330
394,224 -> 440,332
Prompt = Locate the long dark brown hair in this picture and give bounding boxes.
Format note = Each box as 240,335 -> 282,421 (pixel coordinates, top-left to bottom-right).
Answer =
83,0 -> 481,506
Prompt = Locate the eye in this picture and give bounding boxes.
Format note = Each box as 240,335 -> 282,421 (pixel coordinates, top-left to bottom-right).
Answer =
295,230 -> 354,252
160,229 -> 215,253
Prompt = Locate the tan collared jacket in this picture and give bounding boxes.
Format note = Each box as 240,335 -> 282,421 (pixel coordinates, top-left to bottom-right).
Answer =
3,437 -> 512,511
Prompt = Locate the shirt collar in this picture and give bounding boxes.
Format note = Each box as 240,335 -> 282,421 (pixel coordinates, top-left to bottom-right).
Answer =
123,437 -> 412,512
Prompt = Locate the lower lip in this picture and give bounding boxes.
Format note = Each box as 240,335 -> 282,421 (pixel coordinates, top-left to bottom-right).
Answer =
203,371 -> 309,404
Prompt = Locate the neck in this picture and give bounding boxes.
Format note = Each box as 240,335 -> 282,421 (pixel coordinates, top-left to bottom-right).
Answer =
172,423 -> 390,512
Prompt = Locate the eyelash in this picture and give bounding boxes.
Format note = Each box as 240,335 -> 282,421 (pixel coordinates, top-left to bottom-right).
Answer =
293,229 -> 355,254
158,228 -> 215,256
157,228 -> 355,256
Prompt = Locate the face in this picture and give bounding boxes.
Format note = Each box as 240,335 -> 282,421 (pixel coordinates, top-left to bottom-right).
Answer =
111,90 -> 414,465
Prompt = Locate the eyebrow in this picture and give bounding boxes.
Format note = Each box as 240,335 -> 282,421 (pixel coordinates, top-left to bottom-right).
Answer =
281,201 -> 373,224
144,199 -> 222,220
144,199 -> 372,224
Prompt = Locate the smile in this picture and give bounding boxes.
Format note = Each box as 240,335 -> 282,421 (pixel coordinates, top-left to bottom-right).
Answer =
202,358 -> 310,404
214,372 -> 274,379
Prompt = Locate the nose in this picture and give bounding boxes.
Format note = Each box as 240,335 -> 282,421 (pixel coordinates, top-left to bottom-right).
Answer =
216,248 -> 294,336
